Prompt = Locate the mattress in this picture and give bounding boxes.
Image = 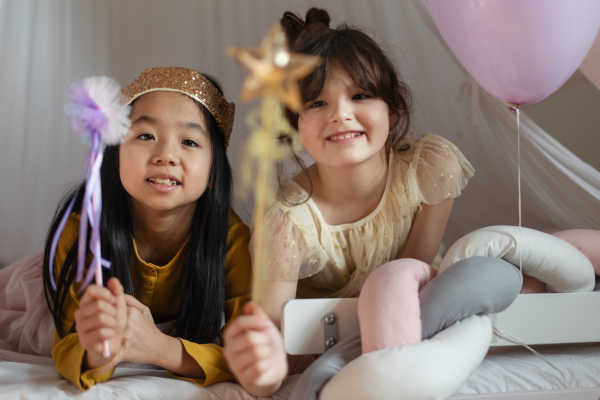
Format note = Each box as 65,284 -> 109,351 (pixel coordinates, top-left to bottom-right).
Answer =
457,343 -> 600,395
0,360 -> 300,400
1,343 -> 599,399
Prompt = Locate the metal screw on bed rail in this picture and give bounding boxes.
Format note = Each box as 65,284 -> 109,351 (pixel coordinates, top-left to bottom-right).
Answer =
323,312 -> 339,352
325,314 -> 336,325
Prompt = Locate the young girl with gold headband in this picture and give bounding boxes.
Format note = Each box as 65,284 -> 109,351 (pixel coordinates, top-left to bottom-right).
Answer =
42,67 -> 257,391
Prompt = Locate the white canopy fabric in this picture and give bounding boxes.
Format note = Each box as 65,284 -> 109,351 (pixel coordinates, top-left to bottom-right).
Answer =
580,29 -> 600,91
0,0 -> 599,265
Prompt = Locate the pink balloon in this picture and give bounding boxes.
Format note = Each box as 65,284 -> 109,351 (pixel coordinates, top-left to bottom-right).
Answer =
426,0 -> 600,105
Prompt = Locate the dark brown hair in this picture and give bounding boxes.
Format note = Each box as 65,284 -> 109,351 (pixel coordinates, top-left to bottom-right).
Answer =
278,8 -> 413,198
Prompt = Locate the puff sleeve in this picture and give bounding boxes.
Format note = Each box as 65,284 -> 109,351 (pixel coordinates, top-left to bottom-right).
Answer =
251,206 -> 308,282
407,134 -> 474,212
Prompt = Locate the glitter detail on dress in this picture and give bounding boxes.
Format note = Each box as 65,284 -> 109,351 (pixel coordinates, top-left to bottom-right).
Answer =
121,67 -> 235,148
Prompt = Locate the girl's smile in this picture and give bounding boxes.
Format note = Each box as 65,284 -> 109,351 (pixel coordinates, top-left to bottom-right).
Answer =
146,173 -> 181,192
326,130 -> 365,142
297,66 -> 397,169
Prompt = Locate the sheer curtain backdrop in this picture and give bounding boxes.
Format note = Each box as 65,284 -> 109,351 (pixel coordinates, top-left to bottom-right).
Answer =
580,29 -> 600,91
1,0 -> 599,266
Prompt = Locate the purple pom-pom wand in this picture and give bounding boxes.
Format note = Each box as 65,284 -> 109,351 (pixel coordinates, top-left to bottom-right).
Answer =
50,77 -> 131,358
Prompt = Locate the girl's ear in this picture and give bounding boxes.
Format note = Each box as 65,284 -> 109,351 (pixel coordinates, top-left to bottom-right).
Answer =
389,111 -> 399,130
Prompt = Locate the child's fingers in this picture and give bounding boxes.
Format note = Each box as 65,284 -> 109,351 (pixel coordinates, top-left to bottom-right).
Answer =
113,279 -> 128,332
74,299 -> 117,320
106,277 -> 124,297
238,356 -> 274,384
78,327 -> 116,349
250,303 -> 268,317
243,301 -> 255,315
75,313 -> 118,336
223,315 -> 271,341
79,285 -> 116,307
123,294 -> 147,314
229,343 -> 274,371
92,342 -> 104,355
243,301 -> 268,317
225,329 -> 272,355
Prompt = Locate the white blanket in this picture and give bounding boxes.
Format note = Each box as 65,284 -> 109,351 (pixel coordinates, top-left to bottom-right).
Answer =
0,361 -> 299,400
0,251 -> 298,399
3,252 -> 600,399
458,344 -> 600,395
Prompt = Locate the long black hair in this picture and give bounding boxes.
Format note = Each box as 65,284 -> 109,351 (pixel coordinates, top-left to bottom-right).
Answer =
43,74 -> 232,345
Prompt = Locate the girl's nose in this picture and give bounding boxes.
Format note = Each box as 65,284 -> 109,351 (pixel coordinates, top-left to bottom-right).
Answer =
331,99 -> 353,123
152,139 -> 180,166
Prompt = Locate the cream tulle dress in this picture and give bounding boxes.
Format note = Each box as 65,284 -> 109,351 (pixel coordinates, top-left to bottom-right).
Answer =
252,133 -> 475,300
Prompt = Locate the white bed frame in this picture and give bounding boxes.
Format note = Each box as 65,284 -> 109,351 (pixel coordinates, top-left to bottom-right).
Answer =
282,292 -> 600,399
282,292 -> 600,354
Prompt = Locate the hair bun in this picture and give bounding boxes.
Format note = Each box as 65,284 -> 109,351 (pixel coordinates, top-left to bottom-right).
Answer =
280,8 -> 331,47
305,8 -> 330,27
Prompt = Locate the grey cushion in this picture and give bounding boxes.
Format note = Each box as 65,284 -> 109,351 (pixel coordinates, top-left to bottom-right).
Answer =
420,256 -> 521,339
288,256 -> 521,400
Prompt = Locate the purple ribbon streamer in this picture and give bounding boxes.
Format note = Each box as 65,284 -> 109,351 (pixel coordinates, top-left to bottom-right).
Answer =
49,129 -> 111,292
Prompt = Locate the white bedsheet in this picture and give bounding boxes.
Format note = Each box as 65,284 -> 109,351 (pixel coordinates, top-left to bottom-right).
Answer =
1,344 -> 600,399
0,360 -> 299,400
3,252 -> 600,399
457,344 -> 600,395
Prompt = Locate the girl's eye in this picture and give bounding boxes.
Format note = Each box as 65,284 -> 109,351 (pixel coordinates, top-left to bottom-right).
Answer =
353,93 -> 370,100
182,139 -> 199,148
308,100 -> 326,108
137,133 -> 154,140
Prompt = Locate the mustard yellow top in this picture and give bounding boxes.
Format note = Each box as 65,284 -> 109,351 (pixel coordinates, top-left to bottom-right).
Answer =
51,211 -> 252,390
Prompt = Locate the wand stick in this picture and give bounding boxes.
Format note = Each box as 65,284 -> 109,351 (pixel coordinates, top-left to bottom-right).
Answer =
228,25 -> 320,309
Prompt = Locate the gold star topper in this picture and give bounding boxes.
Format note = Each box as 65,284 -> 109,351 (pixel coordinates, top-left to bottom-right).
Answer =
228,24 -> 320,111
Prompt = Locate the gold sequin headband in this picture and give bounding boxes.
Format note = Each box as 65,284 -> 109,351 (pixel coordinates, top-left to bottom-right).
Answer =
121,67 -> 235,148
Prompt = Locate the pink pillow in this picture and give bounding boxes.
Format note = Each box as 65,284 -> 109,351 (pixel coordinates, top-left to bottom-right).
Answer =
552,230 -> 600,275
358,259 -> 436,353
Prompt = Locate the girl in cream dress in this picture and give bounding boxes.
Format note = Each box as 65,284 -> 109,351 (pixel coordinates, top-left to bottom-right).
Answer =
222,8 -> 474,395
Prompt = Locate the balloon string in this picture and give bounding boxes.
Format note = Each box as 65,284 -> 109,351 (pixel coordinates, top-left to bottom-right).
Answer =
492,326 -> 573,388
517,106 -> 522,276
509,104 -> 522,277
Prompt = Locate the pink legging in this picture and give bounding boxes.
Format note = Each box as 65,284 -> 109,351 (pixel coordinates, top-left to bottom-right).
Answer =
357,259 -> 437,354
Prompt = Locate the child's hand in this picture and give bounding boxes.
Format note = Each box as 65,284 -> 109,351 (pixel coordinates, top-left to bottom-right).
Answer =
93,294 -> 177,374
74,277 -> 127,369
223,302 -> 288,397
118,294 -> 164,365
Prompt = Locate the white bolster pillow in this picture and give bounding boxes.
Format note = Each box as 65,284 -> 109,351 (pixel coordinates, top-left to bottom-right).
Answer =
439,226 -> 594,293
320,315 -> 491,400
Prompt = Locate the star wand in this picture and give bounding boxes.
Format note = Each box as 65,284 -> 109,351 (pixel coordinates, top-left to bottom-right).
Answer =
228,25 -> 319,308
